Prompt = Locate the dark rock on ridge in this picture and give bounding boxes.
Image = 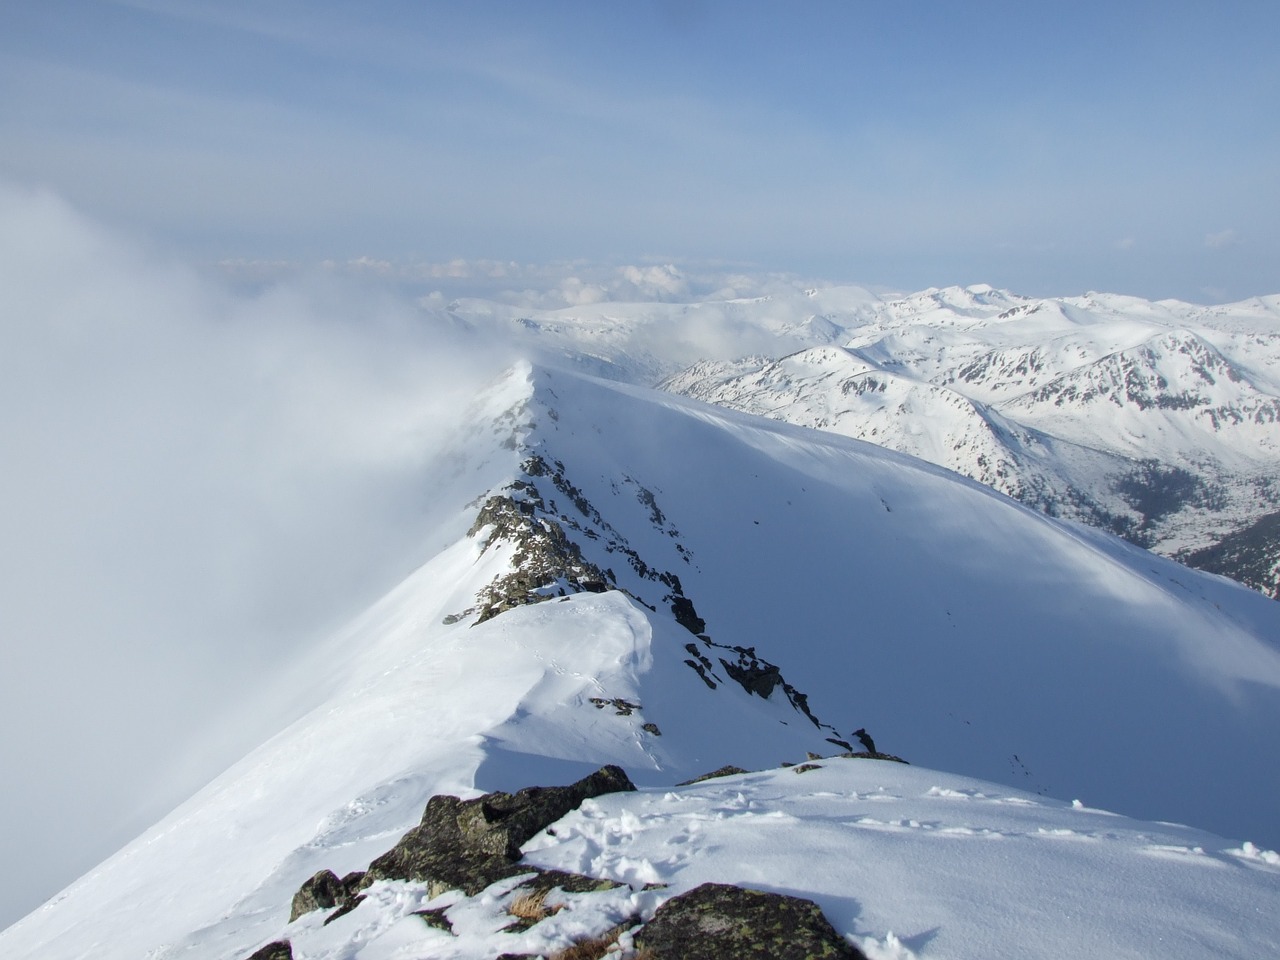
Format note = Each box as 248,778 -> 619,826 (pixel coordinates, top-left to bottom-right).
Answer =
245,941 -> 293,960
838,750 -> 909,765
288,766 -> 635,922
413,905 -> 453,933
670,595 -> 707,634
516,867 -> 624,897
288,868 -> 366,923
635,882 -> 867,959
720,657 -> 782,698
469,494 -> 617,623
362,764 -> 636,898
289,870 -> 343,922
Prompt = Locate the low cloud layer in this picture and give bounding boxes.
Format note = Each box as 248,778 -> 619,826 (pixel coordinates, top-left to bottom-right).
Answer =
221,255 -> 837,311
0,184 -> 509,926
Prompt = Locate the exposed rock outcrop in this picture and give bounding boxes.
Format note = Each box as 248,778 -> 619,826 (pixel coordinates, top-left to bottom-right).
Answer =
461,454 -> 874,750
634,882 -> 867,959
469,494 -> 615,623
288,869 -> 366,922
276,764 -> 894,958
356,765 -> 635,899
245,941 -> 292,960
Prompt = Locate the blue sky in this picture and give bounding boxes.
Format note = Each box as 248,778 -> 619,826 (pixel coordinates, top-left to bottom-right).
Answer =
2,0 -> 1278,300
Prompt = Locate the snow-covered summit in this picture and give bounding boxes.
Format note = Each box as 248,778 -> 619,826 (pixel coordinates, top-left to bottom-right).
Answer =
4,361 -> 1280,960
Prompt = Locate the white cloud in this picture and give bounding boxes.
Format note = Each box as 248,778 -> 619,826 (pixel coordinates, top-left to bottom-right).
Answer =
235,257 -> 805,310
558,276 -> 610,306
619,263 -> 690,299
0,182 -> 509,925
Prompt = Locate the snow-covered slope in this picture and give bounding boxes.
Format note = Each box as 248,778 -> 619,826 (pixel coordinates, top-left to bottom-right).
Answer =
660,347 -> 1128,520
5,363 -> 1280,960
659,285 -> 1280,596
253,762 -> 1280,960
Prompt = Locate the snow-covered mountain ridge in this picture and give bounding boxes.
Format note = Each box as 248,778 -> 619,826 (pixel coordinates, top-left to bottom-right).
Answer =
5,361 -> 1280,960
638,285 -> 1280,597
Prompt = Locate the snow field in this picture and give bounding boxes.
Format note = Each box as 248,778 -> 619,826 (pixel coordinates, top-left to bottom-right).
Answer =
221,760 -> 1280,960
524,760 -> 1280,960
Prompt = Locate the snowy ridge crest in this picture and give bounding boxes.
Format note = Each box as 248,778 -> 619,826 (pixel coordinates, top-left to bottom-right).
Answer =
454,401 -> 877,753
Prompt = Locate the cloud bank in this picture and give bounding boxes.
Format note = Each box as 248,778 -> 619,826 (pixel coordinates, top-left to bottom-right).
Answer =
0,183 -> 508,926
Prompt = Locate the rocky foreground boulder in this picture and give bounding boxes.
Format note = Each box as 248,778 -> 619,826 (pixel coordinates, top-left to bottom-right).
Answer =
636,882 -> 866,960
245,942 -> 292,960
260,764 -> 869,960
282,764 -> 637,934
363,763 -> 636,898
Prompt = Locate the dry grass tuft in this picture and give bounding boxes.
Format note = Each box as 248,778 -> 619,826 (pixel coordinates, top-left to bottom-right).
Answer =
546,917 -> 641,960
546,931 -> 616,960
508,886 -> 564,924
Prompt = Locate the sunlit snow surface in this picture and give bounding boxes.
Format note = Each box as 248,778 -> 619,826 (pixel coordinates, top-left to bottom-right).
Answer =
655,285 -> 1280,559
215,763 -> 1280,960
4,362 -> 1280,960
526,761 -> 1280,960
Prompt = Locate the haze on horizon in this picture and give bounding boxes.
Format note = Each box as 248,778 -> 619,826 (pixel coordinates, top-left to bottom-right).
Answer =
2,0 -> 1278,304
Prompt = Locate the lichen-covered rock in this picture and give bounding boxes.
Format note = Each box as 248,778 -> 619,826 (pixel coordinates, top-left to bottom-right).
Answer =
469,495 -> 616,623
288,868 -> 367,922
516,867 -> 623,896
288,869 -> 343,921
364,765 -> 636,896
635,882 -> 866,960
414,906 -> 453,933
245,941 -> 293,960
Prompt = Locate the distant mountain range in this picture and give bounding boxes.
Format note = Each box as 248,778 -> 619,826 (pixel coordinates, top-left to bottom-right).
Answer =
445,283 -> 1280,598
